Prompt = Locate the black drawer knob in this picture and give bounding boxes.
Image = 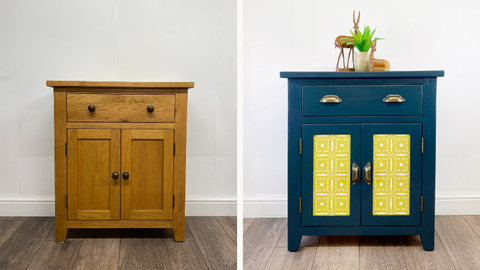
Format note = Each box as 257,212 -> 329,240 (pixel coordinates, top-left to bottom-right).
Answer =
147,105 -> 154,113
112,172 -> 119,180
123,172 -> 129,180
88,105 -> 95,112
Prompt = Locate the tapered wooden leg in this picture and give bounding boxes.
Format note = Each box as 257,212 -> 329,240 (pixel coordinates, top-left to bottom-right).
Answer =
288,229 -> 301,252
421,232 -> 434,251
55,219 -> 68,242
173,221 -> 185,241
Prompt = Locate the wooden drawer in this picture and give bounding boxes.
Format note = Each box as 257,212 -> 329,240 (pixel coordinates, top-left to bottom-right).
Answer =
302,85 -> 423,116
67,94 -> 175,122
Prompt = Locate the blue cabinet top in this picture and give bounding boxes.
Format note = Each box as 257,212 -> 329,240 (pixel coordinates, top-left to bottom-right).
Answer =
280,71 -> 444,79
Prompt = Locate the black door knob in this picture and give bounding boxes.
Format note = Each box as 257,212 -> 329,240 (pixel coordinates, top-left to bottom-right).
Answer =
88,105 -> 95,112
147,105 -> 154,113
112,172 -> 119,180
123,172 -> 129,180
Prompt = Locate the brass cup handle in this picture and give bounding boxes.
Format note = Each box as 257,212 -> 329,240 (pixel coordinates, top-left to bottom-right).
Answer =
320,95 -> 342,103
363,162 -> 372,185
352,162 -> 360,185
383,94 -> 405,103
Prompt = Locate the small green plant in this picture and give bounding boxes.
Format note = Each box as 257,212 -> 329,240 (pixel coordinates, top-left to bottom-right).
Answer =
342,25 -> 383,52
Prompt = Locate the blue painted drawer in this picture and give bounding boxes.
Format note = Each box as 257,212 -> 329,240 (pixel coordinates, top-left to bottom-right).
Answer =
302,85 -> 423,116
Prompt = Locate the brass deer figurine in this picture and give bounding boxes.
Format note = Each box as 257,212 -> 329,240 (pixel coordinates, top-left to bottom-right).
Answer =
369,41 -> 390,71
335,11 -> 360,71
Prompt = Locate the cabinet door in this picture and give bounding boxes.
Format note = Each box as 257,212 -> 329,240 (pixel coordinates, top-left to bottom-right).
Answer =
362,124 -> 422,226
67,129 -> 121,220
121,130 -> 174,220
302,124 -> 361,226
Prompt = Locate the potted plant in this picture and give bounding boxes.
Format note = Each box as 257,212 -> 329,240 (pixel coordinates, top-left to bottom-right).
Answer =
342,26 -> 383,71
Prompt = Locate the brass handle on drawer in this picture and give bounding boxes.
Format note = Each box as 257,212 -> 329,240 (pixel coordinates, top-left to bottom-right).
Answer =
147,105 -> 154,113
363,162 -> 372,185
88,105 -> 95,112
112,172 -> 119,180
352,162 -> 360,185
123,172 -> 129,180
383,94 -> 405,103
320,95 -> 342,103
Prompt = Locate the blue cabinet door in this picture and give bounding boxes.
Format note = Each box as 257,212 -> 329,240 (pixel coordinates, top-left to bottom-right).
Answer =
302,124 -> 362,226
361,123 -> 422,226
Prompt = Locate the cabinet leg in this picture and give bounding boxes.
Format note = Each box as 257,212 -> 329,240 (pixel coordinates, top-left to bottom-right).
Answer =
173,221 -> 185,242
55,222 -> 68,242
288,230 -> 302,252
421,233 -> 435,251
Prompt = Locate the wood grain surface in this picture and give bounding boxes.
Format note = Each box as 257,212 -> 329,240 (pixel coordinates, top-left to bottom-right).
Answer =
243,218 -> 255,234
67,94 -> 175,123
27,241 -> 83,270
313,236 -> 359,270
187,217 -> 237,270
0,217 -> 234,270
0,218 -> 27,247
119,229 -> 165,269
0,218 -> 54,269
47,81 -> 194,88
216,216 -> 237,244
72,229 -> 122,270
243,218 -> 287,270
400,233 -> 455,270
157,225 -> 209,270
276,225 -> 319,248
360,235 -> 408,270
243,217 -> 480,270
264,247 -> 316,270
436,216 -> 480,269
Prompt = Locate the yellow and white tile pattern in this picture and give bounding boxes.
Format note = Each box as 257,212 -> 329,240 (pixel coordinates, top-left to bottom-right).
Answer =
313,135 -> 350,216
373,134 -> 410,215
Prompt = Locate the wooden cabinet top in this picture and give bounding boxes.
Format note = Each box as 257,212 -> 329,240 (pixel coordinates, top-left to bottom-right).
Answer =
280,70 -> 444,79
46,81 -> 194,89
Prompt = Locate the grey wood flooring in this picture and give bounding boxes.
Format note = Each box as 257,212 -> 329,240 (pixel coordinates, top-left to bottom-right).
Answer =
0,216 -> 237,270
243,216 -> 480,270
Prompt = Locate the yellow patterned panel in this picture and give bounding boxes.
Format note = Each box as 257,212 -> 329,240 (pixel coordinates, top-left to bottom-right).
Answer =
373,135 -> 410,215
313,135 -> 350,216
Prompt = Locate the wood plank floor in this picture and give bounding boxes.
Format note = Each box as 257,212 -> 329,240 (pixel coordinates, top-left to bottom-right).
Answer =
0,216 -> 236,270
243,216 -> 480,270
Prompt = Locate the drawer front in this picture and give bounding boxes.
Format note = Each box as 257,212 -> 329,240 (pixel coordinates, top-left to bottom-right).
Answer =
67,94 -> 175,122
302,85 -> 423,116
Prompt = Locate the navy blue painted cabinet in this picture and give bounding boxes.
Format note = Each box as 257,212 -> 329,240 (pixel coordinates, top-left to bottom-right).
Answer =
280,71 -> 444,251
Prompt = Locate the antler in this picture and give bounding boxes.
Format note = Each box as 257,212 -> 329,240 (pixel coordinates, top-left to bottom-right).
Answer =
353,11 -> 360,33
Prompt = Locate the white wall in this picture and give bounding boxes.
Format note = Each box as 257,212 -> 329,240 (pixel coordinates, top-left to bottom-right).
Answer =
244,0 -> 480,217
0,0 -> 236,216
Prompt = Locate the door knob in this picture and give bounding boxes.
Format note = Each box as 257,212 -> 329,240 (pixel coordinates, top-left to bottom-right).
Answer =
112,172 -> 119,180
352,163 -> 360,185
363,162 -> 372,185
88,105 -> 95,112
147,105 -> 154,113
123,172 -> 129,180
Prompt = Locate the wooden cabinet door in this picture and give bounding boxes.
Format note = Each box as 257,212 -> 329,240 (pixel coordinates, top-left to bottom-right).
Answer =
361,123 -> 422,226
67,129 -> 121,220
121,130 -> 174,220
302,124 -> 362,226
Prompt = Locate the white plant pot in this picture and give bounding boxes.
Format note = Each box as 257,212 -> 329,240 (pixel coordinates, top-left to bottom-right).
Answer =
354,52 -> 371,71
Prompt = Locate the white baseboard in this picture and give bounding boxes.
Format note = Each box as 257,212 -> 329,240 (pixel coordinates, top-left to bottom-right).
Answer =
0,197 -> 237,217
244,194 -> 480,218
